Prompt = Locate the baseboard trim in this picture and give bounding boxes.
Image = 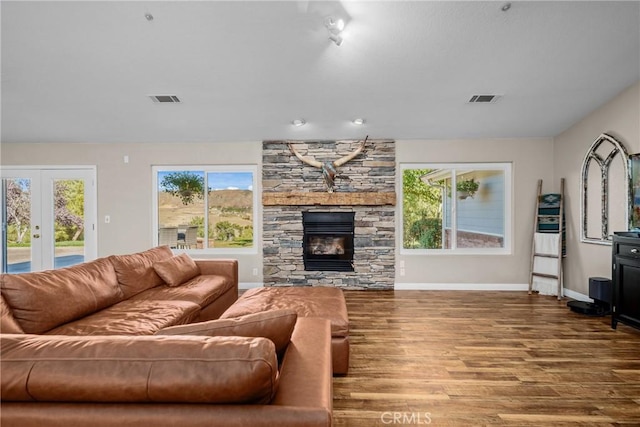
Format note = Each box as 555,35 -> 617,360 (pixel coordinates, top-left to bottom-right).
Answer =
394,283 -> 529,291
394,283 -> 592,301
240,281 -> 592,301
239,282 -> 264,290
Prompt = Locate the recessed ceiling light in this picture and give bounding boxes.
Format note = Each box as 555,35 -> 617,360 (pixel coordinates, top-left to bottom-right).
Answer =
352,118 -> 366,125
291,119 -> 306,127
145,13 -> 154,21
501,3 -> 511,12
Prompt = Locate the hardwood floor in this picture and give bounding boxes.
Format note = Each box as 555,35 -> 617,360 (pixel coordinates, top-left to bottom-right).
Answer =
333,291 -> 640,427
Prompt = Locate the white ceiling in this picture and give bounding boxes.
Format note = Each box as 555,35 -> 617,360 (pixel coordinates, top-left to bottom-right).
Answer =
1,1 -> 639,144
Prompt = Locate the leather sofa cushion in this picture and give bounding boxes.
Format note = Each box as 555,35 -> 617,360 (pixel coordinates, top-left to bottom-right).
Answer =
1,334 -> 279,404
153,253 -> 200,287
128,274 -> 233,309
109,246 -> 173,298
1,294 -> 24,334
46,299 -> 200,336
0,257 -> 123,334
157,309 -> 297,360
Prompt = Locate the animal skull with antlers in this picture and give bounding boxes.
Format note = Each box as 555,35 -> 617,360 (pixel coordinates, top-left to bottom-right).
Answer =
288,136 -> 368,193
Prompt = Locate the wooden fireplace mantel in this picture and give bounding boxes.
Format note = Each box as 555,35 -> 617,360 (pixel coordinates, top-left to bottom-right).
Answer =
262,192 -> 396,206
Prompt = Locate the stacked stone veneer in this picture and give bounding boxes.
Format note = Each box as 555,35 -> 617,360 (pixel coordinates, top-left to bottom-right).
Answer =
262,140 -> 395,289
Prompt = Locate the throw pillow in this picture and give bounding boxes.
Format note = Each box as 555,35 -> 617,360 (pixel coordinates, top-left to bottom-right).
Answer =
152,253 -> 200,287
156,308 -> 297,361
109,246 -> 173,298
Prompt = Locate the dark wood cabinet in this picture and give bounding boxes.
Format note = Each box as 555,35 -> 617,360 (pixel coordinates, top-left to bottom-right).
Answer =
612,232 -> 640,330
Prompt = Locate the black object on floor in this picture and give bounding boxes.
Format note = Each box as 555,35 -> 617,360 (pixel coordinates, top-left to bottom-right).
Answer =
567,300 -> 609,316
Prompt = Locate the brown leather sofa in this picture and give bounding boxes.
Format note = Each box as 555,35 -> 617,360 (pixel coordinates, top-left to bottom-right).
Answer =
0,246 -> 238,336
1,317 -> 333,427
0,247 -> 335,426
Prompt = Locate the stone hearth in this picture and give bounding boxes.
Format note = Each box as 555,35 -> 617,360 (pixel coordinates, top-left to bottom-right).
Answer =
262,139 -> 395,290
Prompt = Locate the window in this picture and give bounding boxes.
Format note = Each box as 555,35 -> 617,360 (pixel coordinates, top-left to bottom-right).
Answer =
401,163 -> 512,254
152,166 -> 257,253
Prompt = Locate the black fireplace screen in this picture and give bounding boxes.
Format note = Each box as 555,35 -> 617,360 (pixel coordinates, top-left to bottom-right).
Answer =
302,211 -> 355,272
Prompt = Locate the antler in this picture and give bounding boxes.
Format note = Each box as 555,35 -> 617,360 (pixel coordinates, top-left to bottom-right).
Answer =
288,137 -> 369,193
288,143 -> 323,168
333,135 -> 368,167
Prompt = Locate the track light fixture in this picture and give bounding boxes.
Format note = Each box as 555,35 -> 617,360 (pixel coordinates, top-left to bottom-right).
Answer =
324,16 -> 345,46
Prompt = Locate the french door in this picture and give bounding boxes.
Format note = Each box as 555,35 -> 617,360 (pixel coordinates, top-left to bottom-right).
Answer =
1,167 -> 97,273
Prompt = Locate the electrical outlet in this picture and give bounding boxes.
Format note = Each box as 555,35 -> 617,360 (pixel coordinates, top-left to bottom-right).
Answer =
104,215 -> 110,224
400,268 -> 406,277
252,268 -> 258,276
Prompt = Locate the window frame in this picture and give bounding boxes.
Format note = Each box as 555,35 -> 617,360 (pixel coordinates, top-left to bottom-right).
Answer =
400,162 -> 512,256
152,165 -> 258,255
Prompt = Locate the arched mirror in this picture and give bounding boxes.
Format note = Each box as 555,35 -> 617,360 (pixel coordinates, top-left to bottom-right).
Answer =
581,133 -> 632,245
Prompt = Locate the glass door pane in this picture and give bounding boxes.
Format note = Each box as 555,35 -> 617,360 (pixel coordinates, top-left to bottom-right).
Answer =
2,178 -> 34,273
53,179 -> 86,268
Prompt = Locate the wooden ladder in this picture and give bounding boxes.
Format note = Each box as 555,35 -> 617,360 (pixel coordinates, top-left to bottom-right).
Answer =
528,178 -> 565,300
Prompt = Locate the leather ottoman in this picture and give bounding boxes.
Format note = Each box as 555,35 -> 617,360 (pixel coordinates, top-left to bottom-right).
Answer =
221,286 -> 350,375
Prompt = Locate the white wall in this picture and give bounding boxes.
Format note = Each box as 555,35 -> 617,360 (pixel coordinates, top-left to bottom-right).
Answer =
0,141 -> 263,283
396,138 -> 554,288
554,81 -> 640,295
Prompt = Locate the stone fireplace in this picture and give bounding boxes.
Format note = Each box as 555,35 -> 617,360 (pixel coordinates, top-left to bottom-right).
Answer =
262,139 -> 396,290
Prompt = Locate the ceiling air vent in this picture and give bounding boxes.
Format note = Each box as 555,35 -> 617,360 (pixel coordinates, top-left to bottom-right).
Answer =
149,95 -> 181,103
468,94 -> 501,104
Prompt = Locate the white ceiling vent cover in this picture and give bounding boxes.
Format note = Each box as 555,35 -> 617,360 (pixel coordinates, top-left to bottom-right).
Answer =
468,95 -> 502,104
149,95 -> 181,103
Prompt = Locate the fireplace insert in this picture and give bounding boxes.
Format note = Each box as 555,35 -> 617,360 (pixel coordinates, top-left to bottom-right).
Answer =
302,211 -> 355,272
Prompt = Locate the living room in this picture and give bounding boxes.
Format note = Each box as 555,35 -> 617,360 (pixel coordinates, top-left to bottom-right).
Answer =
2,1 -> 640,426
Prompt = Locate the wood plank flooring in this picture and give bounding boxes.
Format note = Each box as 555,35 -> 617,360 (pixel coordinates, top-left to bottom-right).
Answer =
333,291 -> 640,427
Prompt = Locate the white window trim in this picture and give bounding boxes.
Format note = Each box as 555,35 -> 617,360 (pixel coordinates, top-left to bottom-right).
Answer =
400,162 -> 512,256
152,165 -> 258,255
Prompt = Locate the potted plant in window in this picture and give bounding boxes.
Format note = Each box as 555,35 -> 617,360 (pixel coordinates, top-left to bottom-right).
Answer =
456,178 -> 479,200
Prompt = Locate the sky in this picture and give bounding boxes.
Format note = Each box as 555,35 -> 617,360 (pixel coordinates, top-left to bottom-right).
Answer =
157,171 -> 253,191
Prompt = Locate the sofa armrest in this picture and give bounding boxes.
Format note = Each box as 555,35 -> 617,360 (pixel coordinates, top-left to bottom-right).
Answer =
272,317 -> 333,413
194,259 -> 238,285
